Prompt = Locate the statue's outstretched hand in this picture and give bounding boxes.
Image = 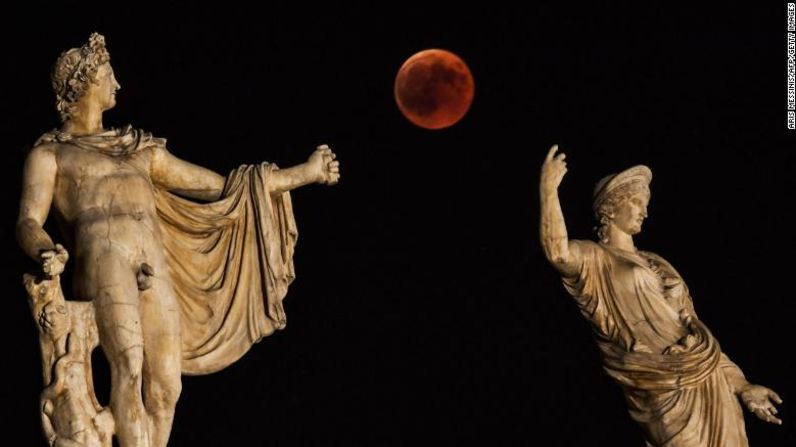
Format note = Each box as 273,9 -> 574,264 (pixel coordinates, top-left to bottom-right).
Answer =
740,384 -> 783,425
307,144 -> 340,185
540,144 -> 567,194
40,244 -> 68,277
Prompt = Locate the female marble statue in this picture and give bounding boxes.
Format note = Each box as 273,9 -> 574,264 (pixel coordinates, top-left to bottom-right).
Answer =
539,145 -> 781,446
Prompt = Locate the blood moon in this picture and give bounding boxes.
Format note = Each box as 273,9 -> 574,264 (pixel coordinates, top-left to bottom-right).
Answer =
394,49 -> 474,129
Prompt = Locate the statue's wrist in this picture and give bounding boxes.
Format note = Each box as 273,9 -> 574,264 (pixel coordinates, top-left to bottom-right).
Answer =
312,168 -> 324,184
36,244 -> 56,258
303,162 -> 322,183
735,381 -> 752,396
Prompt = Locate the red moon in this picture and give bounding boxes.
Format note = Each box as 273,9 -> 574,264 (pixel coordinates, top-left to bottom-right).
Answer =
394,49 -> 474,129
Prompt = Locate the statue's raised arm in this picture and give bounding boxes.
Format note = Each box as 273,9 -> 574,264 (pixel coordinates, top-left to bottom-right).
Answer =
539,144 -> 582,277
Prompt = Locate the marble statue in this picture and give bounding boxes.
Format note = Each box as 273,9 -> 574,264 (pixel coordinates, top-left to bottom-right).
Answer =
539,145 -> 782,446
17,33 -> 340,447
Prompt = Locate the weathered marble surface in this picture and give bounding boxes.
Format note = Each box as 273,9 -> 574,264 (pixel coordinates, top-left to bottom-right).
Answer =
18,33 -> 340,447
539,145 -> 781,446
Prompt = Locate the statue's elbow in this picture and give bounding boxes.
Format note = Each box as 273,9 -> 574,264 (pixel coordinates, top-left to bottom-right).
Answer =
541,244 -> 568,266
15,217 -> 47,257
544,250 -> 578,276
205,188 -> 224,202
15,218 -> 35,243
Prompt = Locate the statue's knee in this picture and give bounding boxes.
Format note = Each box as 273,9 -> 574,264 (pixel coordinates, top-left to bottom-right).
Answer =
147,377 -> 182,413
113,347 -> 144,385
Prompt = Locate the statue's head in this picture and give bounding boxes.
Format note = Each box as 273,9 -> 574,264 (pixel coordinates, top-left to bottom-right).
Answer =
592,165 -> 651,243
51,32 -> 119,122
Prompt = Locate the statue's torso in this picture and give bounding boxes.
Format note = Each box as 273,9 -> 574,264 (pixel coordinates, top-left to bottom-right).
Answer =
567,241 -> 693,353
53,143 -> 156,222
51,143 -> 168,291
607,247 -> 690,352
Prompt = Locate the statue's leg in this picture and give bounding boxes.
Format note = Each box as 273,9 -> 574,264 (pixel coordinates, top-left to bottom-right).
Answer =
89,252 -> 149,447
139,272 -> 182,447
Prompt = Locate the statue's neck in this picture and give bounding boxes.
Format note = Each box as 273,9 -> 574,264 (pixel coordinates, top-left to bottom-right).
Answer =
606,226 -> 636,252
62,104 -> 105,136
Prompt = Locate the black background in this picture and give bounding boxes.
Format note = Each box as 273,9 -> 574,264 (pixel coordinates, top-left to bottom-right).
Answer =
3,3 -> 795,445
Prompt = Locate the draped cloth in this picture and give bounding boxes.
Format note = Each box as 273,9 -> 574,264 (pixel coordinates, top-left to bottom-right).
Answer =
156,163 -> 298,375
35,126 -> 299,376
562,240 -> 748,447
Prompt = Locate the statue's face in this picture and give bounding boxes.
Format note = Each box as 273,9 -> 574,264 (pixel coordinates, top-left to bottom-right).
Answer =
613,191 -> 649,236
84,62 -> 121,111
41,302 -> 70,339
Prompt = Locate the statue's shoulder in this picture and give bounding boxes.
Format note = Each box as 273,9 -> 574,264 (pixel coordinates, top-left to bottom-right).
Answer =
31,130 -> 62,150
128,126 -> 168,152
28,130 -> 83,166
567,239 -> 607,265
129,125 -> 166,142
25,131 -> 62,162
29,141 -> 59,154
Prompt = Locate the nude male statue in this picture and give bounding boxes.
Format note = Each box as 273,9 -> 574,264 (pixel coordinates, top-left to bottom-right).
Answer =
17,33 -> 340,447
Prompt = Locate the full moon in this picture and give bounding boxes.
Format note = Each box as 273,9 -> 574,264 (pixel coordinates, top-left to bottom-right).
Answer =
394,49 -> 474,130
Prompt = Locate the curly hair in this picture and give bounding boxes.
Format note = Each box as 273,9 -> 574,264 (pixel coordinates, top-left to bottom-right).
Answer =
51,33 -> 110,122
594,186 -> 650,244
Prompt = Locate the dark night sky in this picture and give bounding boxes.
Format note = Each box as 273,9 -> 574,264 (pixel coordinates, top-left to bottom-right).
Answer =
2,3 -> 795,445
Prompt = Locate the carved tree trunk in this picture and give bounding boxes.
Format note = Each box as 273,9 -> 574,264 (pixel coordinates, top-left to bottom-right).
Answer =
24,274 -> 114,447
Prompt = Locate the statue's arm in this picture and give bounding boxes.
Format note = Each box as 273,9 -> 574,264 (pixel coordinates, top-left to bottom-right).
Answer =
539,145 -> 582,277
718,353 -> 749,393
683,293 -> 783,423
268,144 -> 340,194
150,145 -> 226,201
722,349 -> 783,424
150,144 -> 340,199
17,144 -> 57,260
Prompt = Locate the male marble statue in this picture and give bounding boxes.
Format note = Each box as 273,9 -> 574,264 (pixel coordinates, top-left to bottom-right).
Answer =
540,145 -> 781,446
18,33 -> 340,447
